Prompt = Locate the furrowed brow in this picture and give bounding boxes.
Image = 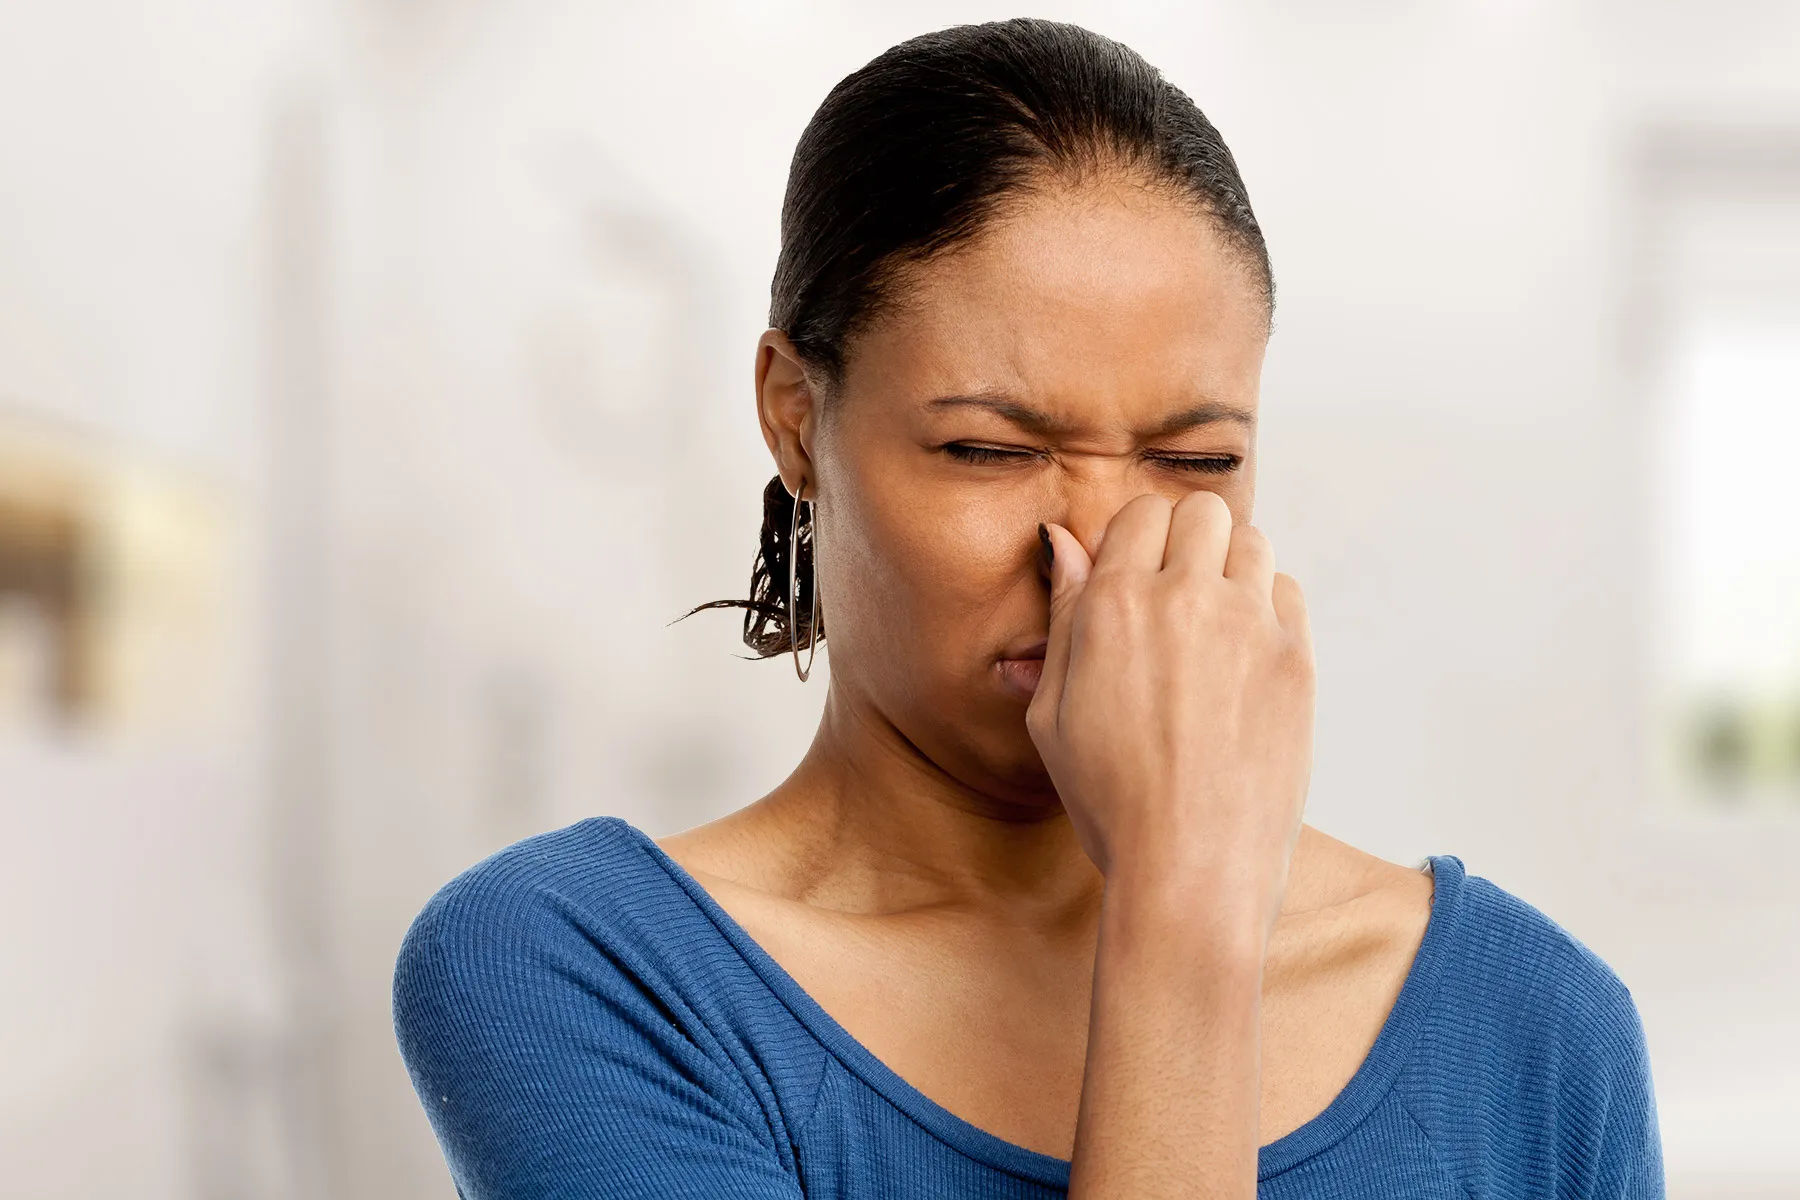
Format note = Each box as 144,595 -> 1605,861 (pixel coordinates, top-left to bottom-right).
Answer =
1146,401 -> 1257,438
926,393 -> 1255,439
925,394 -> 1073,436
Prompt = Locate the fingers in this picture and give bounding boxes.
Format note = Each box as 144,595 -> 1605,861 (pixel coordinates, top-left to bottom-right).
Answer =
1272,572 -> 1313,649
1088,493 -> 1174,578
1222,523 -> 1275,597
1028,522 -> 1092,726
1161,489 -> 1233,577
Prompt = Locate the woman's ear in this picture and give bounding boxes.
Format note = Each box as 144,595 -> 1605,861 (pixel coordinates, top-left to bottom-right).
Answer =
755,330 -> 819,498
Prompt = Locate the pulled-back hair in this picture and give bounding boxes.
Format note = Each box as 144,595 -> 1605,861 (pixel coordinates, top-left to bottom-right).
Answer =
690,18 -> 1273,660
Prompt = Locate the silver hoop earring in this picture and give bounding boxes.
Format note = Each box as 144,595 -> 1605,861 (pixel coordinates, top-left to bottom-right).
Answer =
788,481 -> 820,682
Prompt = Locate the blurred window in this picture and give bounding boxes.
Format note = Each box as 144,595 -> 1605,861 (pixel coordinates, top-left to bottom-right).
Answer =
1645,139 -> 1800,810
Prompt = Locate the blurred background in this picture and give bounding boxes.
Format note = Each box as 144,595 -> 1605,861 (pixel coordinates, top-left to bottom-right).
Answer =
2,1 -> 1797,1196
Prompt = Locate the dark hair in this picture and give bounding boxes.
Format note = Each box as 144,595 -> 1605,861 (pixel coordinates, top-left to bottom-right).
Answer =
689,18 -> 1273,659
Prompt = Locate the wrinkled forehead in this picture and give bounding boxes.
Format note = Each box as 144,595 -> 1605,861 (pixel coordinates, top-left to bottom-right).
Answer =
836,178 -> 1270,432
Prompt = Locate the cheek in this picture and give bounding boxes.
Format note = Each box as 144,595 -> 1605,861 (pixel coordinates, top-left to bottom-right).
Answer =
820,452 -> 1036,661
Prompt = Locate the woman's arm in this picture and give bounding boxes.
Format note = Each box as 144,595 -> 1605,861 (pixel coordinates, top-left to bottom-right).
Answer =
1028,490 -> 1315,1198
393,873 -> 804,1200
1072,872 -> 1268,1195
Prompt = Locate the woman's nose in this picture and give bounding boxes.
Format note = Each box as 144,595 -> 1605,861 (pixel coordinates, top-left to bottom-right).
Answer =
1043,476 -> 1157,573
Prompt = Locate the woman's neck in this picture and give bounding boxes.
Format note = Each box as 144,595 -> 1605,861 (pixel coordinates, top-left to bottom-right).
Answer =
666,680 -> 1370,932
719,683 -> 1106,927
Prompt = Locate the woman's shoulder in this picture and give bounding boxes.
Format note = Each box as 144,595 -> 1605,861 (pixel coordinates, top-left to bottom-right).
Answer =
398,816 -> 666,958
1287,832 -> 1653,1126
392,815 -> 749,1035
1395,854 -> 1663,1193
1288,829 -> 1640,1037
391,817 -> 826,1192
1428,855 -> 1645,1048
390,814 -> 830,1086
1274,844 -> 1662,1192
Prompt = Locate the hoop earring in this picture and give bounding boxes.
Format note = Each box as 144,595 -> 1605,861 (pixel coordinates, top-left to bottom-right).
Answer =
788,480 -> 820,682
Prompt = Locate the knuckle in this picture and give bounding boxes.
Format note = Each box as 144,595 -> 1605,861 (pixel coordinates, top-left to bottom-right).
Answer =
1082,576 -> 1137,618
1277,632 -> 1316,679
1222,584 -> 1263,618
1152,578 -> 1192,612
1231,523 -> 1271,553
1283,654 -> 1317,692
1112,590 -> 1151,631
1201,583 -> 1261,631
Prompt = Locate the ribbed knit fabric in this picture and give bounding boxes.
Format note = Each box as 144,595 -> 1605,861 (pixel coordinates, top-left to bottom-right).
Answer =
393,816 -> 1664,1199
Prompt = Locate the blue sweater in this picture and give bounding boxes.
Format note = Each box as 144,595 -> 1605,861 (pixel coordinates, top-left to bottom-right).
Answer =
392,817 -> 1664,1198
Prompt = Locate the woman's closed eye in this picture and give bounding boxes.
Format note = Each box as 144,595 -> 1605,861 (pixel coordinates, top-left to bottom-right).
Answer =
942,442 -> 1040,465
941,442 -> 1242,475
1141,451 -> 1241,476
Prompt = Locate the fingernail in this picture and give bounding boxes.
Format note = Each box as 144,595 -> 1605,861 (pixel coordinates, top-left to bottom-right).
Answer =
1038,522 -> 1054,569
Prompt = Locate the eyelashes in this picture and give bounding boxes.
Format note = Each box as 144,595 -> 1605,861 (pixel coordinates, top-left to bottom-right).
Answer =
942,444 -> 1034,465
1142,452 -> 1242,476
942,443 -> 1242,476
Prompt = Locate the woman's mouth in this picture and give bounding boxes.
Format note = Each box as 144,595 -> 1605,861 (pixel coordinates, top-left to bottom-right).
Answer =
995,638 -> 1048,700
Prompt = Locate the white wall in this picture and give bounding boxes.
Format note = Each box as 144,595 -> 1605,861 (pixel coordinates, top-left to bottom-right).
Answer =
3,2 -> 1796,1197
0,2 -> 320,1196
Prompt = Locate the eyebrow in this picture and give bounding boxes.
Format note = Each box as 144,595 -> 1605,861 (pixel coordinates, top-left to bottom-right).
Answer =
925,393 -> 1255,438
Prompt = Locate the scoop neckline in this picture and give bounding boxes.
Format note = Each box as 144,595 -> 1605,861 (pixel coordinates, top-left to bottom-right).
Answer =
600,816 -> 1466,1187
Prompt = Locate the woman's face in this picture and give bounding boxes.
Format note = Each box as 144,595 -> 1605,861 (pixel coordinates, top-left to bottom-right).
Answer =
781,176 -> 1270,811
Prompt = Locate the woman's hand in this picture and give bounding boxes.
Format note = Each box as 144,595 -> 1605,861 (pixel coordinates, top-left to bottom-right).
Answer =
1030,491 -> 1316,1198
1027,490 -> 1315,941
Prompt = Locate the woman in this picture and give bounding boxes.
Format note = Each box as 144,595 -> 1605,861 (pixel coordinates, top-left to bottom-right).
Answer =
393,19 -> 1662,1199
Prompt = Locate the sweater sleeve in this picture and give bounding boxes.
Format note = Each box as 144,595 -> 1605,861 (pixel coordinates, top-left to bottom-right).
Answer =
392,869 -> 803,1200
1579,983 -> 1665,1200
1399,873 -> 1669,1200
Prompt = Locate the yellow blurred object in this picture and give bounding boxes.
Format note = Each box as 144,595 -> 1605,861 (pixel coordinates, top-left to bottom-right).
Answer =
0,419 -> 230,735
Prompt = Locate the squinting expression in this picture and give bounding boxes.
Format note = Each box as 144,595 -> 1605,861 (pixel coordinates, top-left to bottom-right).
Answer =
803,175 -> 1270,812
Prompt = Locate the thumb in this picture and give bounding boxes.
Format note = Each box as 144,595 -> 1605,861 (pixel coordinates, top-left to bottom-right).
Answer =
1030,522 -> 1091,725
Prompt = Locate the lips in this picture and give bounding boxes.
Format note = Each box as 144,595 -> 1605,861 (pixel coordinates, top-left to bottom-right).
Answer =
995,638 -> 1048,700
1001,637 -> 1048,661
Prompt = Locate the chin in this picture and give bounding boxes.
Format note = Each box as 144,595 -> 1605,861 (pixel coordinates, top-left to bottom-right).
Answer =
951,723 -> 1060,810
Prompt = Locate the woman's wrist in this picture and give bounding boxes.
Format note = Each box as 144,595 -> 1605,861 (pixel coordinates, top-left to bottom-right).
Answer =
1098,862 -> 1275,974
